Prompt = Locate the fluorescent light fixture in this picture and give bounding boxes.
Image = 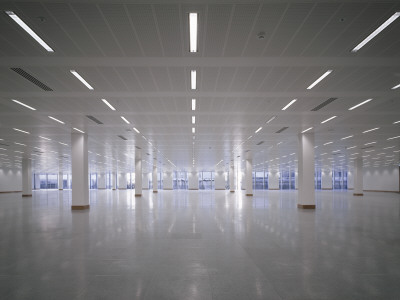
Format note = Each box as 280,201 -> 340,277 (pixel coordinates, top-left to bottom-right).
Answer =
70,70 -> 94,90
192,98 -> 196,111
14,142 -> 26,146
59,142 -> 68,146
332,150 -> 340,153
362,127 -> 379,133
391,83 -> 400,90
320,153 -> 327,156
12,99 -> 36,110
266,116 -> 276,124
352,12 -> 400,53
0,148 -> 6,151
387,135 -> 400,140
255,127 -> 262,133
323,141 -> 333,145
348,99 -> 372,110
301,127 -> 313,133
14,151 -> 24,153
189,13 -> 198,52
102,99 -> 115,111
341,135 -> 353,140
321,116 -> 337,124
307,70 -> 332,89
393,120 -> 400,124
121,116 -> 130,124
383,146 -> 394,149
192,116 -> 196,124
133,127 -> 140,134
347,146 -> 357,149
191,70 -> 196,90
48,116 -> 65,124
73,128 -> 85,133
192,127 -> 195,133
5,11 -> 54,52
364,141 -> 376,145
13,128 -> 30,134
39,136 -> 51,141
282,99 -> 297,110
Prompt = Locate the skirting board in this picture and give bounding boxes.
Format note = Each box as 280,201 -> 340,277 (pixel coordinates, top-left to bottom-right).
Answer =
188,188 -> 199,190
269,188 -> 279,190
163,188 -> 173,190
0,191 -> 22,194
322,188 -> 333,190
246,193 -> 253,196
298,204 -> 316,209
135,194 -> 142,197
71,205 -> 90,210
215,188 -> 225,190
353,193 -> 364,196
364,190 -> 400,193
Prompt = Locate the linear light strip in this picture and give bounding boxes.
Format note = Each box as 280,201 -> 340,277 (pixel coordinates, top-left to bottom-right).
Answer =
39,136 -> 51,141
387,135 -> 400,140
191,70 -> 196,90
133,127 -> 140,134
48,116 -> 65,124
192,99 -> 196,111
362,127 -> 379,133
5,11 -> 54,52
70,70 -> 94,90
348,99 -> 372,110
73,128 -> 85,133
321,116 -> 337,124
393,120 -> 400,124
13,128 -> 30,134
282,99 -> 297,110
391,83 -> 400,90
192,116 -> 196,124
101,99 -> 115,111
189,13 -> 198,52
121,116 -> 130,124
307,70 -> 332,89
301,127 -> 313,133
341,135 -> 353,140
12,99 -> 36,110
255,127 -> 262,133
352,12 -> 400,53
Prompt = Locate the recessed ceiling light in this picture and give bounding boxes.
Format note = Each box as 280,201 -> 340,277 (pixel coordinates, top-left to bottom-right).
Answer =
192,116 -> 196,124
362,127 -> 379,133
393,120 -> 400,124
351,12 -> 400,53
14,142 -> 26,146
266,116 -> 276,124
387,135 -> 400,140
13,128 -> 30,134
307,70 -> 332,89
133,127 -> 140,134
102,99 -> 115,111
11,99 -> 36,111
364,141 -> 376,145
70,70 -> 94,90
383,146 -> 394,150
192,98 -> 196,111
282,99 -> 297,110
73,128 -> 85,133
5,11 -> 54,52
320,153 -> 327,156
39,136 -> 51,141
255,127 -> 262,133
323,141 -> 333,145
320,116 -> 337,124
59,142 -> 68,146
391,83 -> 400,90
121,116 -> 130,124
347,146 -> 357,149
14,150 -> 24,153
189,13 -> 198,53
48,116 -> 65,124
192,127 -> 195,133
365,149 -> 375,153
191,70 -> 196,90
348,99 -> 372,110
301,127 -> 313,133
341,135 -> 353,140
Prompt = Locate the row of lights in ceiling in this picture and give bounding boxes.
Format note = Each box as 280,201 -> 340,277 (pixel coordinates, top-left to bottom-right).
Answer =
190,13 -> 197,168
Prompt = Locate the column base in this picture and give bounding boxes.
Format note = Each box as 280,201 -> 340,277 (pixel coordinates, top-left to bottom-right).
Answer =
71,205 -> 90,210
297,204 -> 316,209
353,193 -> 364,196
112,188 -> 116,190
58,189 -> 63,191
153,190 -> 158,193
246,193 -> 253,196
135,194 -> 142,197
22,194 -> 32,197
230,190 -> 235,193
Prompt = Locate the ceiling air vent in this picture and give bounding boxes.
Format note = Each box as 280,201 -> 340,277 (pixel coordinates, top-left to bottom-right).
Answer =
146,153 -> 150,156
86,115 -> 103,125
135,146 -> 141,150
276,127 -> 288,133
256,141 -> 264,145
10,68 -> 53,91
311,98 -> 337,111
118,135 -> 127,141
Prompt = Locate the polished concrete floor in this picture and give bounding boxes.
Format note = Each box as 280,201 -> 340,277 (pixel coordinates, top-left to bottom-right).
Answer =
0,189 -> 399,299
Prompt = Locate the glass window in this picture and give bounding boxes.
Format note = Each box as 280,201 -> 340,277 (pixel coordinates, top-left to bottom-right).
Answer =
281,170 -> 290,190
315,169 -> 321,190
254,171 -> 264,189
199,171 -> 214,190
290,171 -> 295,189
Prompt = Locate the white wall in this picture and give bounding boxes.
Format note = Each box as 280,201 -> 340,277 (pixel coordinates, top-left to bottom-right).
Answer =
363,166 -> 399,192
163,172 -> 173,190
321,170 -> 333,189
142,173 -> 150,189
97,173 -> 106,189
188,172 -> 199,190
268,170 -> 279,189
214,171 -> 225,190
118,173 -> 127,189
0,167 -> 22,192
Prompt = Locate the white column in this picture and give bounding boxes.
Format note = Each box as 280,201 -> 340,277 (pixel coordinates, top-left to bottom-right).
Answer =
321,169 -> 333,190
298,133 -> 315,209
22,158 -> 32,197
152,165 -> 158,193
268,170 -> 280,190
245,155 -> 253,196
354,157 -> 364,196
215,171 -> 225,190
135,152 -> 142,196
34,173 -> 40,190
111,172 -> 116,190
58,162 -> 63,190
97,173 -> 106,189
188,171 -> 199,190
163,171 -> 173,190
229,164 -> 235,192
295,171 -> 298,190
118,173 -> 127,189
71,133 -> 89,210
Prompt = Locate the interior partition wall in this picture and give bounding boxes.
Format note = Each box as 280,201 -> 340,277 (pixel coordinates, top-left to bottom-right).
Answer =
33,173 -> 59,189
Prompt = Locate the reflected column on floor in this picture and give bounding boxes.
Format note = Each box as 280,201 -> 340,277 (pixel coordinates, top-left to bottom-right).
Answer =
163,170 -> 173,190
153,164 -> 158,193
245,151 -> 253,196
188,170 -> 199,190
298,132 -> 315,209
97,173 -> 106,189
58,161 -> 63,191
111,171 -> 116,190
71,132 -> 89,210
118,172 -> 127,190
22,158 -> 32,197
353,157 -> 364,196
229,163 -> 235,192
135,150 -> 142,197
